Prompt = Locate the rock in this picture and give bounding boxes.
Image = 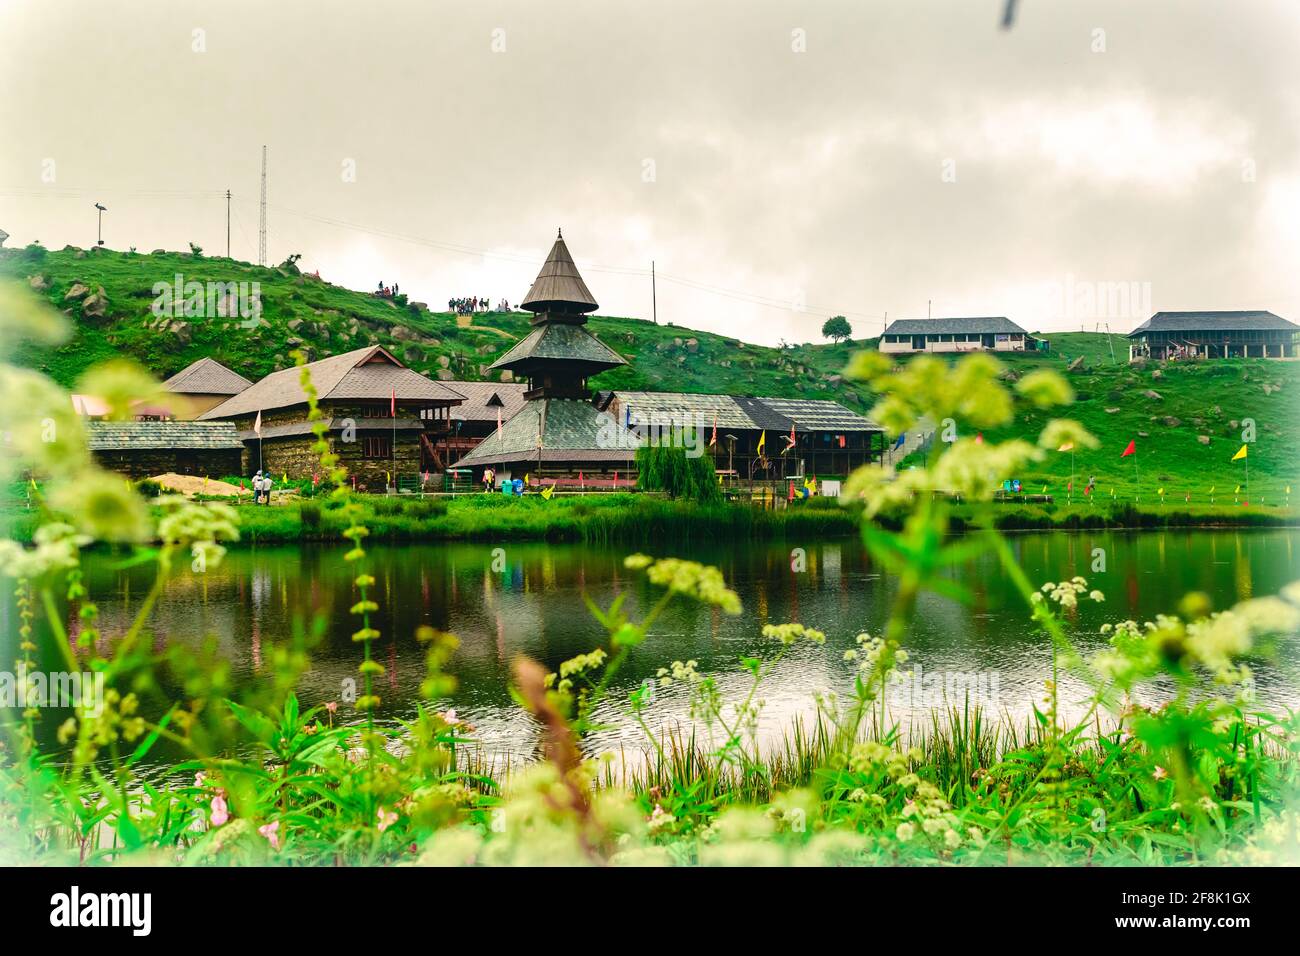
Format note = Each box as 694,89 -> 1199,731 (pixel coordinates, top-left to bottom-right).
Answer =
82,291 -> 107,317
673,337 -> 683,347
169,320 -> 192,345
1138,431 -> 1150,438
685,338 -> 699,352
1105,407 -> 1120,414
437,355 -> 451,369
28,274 -> 49,292
287,318 -> 304,332
1197,435 -> 1211,445
477,343 -> 495,355
827,374 -> 843,387
1142,389 -> 1163,401
1211,405 -> 1223,417
1151,369 -> 1163,379
499,370 -> 513,382
151,249 -> 166,255
410,301 -> 428,311
1161,416 -> 1181,428
74,250 -> 86,259
391,325 -> 418,341
286,336 -> 303,347
1229,420 -> 1240,430
1067,357 -> 1085,372
435,369 -> 455,381
63,282 -> 89,301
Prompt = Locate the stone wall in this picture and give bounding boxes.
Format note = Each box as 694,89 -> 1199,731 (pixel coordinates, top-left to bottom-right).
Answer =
93,448 -> 243,480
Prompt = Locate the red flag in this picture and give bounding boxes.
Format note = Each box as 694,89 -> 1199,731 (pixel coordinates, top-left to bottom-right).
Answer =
391,388 -> 396,418
788,481 -> 795,501
1121,439 -> 1135,457
975,432 -> 984,444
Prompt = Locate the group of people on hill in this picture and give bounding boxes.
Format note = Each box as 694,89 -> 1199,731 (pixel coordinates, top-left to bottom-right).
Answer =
449,296 -> 508,315
376,280 -> 401,298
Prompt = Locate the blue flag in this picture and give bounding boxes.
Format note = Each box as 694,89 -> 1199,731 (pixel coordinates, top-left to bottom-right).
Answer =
893,433 -> 906,450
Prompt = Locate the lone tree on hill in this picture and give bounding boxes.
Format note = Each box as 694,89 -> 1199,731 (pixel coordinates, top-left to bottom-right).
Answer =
821,315 -> 852,342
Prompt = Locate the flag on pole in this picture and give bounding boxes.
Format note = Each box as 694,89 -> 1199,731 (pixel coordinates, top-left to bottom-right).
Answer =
253,409 -> 263,436
1058,441 -> 1074,452
756,430 -> 767,456
282,472 -> 287,484
497,407 -> 502,433
1232,444 -> 1248,461
391,388 -> 396,418
202,476 -> 209,495
1120,439 -> 1135,457
975,433 -> 984,445
710,415 -> 717,448
893,433 -> 906,451
540,483 -> 554,500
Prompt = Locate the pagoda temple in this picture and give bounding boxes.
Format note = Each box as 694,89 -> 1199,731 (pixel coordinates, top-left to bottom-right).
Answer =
456,230 -> 640,478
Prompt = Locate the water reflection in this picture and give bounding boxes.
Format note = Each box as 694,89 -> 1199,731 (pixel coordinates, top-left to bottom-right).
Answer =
8,529 -> 1299,762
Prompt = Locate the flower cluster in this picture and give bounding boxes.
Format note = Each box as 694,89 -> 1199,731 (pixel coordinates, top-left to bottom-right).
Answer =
1031,576 -> 1104,609
625,555 -> 742,614
762,623 -> 826,646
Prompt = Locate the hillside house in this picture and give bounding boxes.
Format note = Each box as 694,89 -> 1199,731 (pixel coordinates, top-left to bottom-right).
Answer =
879,317 -> 1036,354
85,421 -> 245,479
1127,311 -> 1299,361
161,357 -> 254,418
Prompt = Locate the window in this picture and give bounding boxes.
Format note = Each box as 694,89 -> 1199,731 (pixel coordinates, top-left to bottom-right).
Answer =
361,436 -> 391,459
362,405 -> 388,418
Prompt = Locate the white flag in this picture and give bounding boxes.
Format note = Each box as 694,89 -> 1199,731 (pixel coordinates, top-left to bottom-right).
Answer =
253,409 -> 262,436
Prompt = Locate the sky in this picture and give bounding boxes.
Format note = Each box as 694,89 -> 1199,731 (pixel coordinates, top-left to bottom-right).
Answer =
2,0 -> 1298,345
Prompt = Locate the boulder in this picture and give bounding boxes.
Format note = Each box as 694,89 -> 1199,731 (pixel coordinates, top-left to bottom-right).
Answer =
685,338 -> 699,352
499,370 -> 513,382
169,321 -> 192,345
287,318 -> 304,332
1138,431 -> 1150,438
1142,389 -> 1163,401
1067,357 -> 1085,372
82,290 -> 108,317
435,369 -> 455,381
1151,369 -> 1163,380
28,274 -> 49,292
437,355 -> 451,369
1104,407 -> 1120,414
151,249 -> 166,255
63,282 -> 89,301
1197,435 -> 1211,445
1161,416 -> 1181,428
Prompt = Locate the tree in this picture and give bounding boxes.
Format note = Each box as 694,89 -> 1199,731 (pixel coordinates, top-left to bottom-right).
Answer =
635,443 -> 721,503
822,315 -> 853,343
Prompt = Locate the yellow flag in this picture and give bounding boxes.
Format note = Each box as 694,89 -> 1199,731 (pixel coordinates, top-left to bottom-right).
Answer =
1158,487 -> 1165,495
1232,444 -> 1248,461
385,471 -> 390,485
756,431 -> 766,455
1057,441 -> 1074,452
1208,486 -> 1214,494
1235,485 -> 1241,494
203,476 -> 209,494
540,484 -> 554,500
282,472 -> 287,483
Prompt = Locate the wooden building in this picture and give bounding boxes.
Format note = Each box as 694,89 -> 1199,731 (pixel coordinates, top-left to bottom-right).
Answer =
439,380 -> 529,467
198,345 -> 464,490
879,317 -> 1037,354
161,357 -> 254,418
1127,311 -> 1299,361
598,391 -> 884,480
85,421 -> 244,479
456,230 -> 641,480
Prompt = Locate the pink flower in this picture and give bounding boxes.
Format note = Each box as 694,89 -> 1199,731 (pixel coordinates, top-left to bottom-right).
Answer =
325,701 -> 338,714
439,708 -> 462,726
259,820 -> 281,851
194,771 -> 207,788
377,807 -> 398,832
209,794 -> 229,827
1153,766 -> 1168,781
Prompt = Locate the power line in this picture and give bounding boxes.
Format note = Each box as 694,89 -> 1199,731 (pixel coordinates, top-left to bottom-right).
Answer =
257,146 -> 267,267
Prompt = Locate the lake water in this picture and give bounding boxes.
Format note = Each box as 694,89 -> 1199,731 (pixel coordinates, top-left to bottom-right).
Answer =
14,529 -> 1300,763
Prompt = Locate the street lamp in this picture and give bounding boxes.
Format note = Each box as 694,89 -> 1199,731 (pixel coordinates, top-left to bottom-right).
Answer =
94,203 -> 107,246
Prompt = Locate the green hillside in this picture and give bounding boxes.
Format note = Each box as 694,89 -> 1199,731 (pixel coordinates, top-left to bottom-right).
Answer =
4,244 -> 1298,505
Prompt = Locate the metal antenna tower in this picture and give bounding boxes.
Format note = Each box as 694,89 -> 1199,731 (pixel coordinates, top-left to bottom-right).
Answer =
258,145 -> 268,266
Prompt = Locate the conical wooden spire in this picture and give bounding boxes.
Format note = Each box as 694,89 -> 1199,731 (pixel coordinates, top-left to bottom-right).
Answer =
520,229 -> 599,315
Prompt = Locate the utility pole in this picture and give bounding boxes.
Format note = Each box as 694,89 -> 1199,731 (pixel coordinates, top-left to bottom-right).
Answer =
1105,323 -> 1117,364
927,299 -> 931,320
651,260 -> 658,324
258,146 -> 268,266
225,189 -> 231,258
94,202 -> 107,246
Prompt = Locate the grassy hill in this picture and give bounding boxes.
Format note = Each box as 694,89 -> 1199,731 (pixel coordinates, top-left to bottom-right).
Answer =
4,244 -> 1298,506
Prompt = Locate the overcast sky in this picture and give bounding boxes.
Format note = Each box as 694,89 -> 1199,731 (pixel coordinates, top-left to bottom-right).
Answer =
3,0 -> 1298,345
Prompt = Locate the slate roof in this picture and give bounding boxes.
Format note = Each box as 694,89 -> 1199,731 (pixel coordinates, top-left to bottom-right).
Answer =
607,391 -> 876,433
456,398 -> 639,467
85,421 -> 245,451
440,381 -> 530,423
1128,311 -> 1298,336
756,397 -> 884,432
198,346 -> 465,420
520,231 -> 600,314
883,317 -> 1027,336
162,357 -> 254,395
488,321 -> 627,373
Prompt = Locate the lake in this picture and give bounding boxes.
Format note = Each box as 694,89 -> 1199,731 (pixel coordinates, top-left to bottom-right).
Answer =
13,529 -> 1300,763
